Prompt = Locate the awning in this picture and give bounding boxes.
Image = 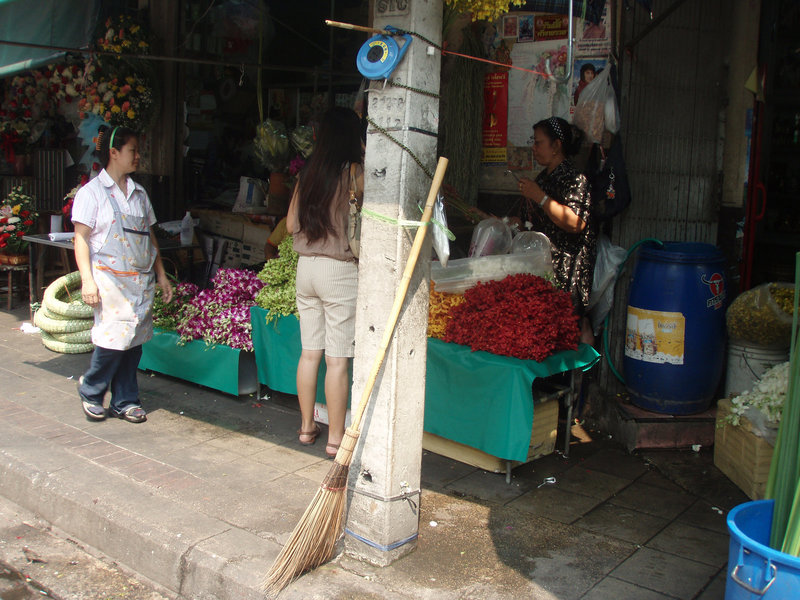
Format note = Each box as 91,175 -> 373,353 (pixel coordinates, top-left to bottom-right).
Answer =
0,0 -> 100,77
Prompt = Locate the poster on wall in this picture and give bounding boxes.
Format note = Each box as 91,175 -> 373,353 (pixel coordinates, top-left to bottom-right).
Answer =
534,14 -> 568,42
481,72 -> 509,164
576,3 -> 612,56
518,15 -> 535,42
572,57 -> 608,106
502,15 -> 518,38
507,146 -> 532,171
507,39 -> 571,147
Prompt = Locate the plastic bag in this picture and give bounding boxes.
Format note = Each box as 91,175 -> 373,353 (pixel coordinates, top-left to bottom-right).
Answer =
431,192 -> 451,267
573,67 -> 619,143
468,217 -> 512,257
510,231 -> 553,273
726,282 -> 795,348
587,234 -> 626,334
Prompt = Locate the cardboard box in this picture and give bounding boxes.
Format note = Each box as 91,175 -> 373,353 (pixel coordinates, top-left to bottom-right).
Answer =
422,396 -> 558,474
714,398 -> 774,500
194,208 -> 246,240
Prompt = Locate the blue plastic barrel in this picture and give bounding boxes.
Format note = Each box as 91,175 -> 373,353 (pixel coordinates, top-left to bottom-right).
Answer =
726,500 -> 800,599
623,241 -> 727,414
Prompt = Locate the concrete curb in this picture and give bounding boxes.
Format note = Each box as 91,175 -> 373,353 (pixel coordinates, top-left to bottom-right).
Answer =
0,425 -> 276,600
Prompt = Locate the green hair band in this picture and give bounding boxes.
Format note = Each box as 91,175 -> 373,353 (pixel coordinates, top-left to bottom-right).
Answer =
109,126 -> 119,150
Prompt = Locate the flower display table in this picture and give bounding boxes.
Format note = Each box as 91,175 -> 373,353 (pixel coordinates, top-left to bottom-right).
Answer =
249,307 -> 327,401
249,306 -> 599,480
138,329 -> 257,396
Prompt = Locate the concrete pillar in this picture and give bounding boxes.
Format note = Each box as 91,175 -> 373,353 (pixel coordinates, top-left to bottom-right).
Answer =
344,0 -> 442,566
721,0 -> 761,208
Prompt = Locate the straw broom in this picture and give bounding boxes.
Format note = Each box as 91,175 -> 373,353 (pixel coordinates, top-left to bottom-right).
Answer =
263,157 -> 449,596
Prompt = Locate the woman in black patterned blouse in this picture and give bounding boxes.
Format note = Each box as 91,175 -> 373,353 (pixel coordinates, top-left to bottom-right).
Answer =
517,117 -> 597,344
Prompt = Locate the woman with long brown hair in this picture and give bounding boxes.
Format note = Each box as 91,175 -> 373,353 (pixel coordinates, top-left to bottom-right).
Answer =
287,107 -> 364,458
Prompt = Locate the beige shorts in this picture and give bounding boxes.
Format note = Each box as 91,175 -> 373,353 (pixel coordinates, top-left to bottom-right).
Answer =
295,255 -> 358,357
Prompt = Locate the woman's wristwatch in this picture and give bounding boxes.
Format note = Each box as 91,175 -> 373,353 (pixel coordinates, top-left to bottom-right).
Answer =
537,194 -> 550,208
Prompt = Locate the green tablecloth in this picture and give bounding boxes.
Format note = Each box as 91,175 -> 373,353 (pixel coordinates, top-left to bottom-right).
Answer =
425,338 -> 599,461
138,329 -> 257,396
250,307 -> 329,403
250,306 -> 599,462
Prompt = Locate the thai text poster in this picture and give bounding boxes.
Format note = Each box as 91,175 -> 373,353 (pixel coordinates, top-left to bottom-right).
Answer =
576,3 -> 612,56
482,72 -> 508,163
534,14 -> 568,42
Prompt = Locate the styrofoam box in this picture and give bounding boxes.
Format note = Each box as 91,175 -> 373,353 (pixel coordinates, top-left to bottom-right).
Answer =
431,254 -> 554,294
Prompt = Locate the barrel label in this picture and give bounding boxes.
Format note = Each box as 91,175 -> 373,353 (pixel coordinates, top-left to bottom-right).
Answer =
625,307 -> 685,364
701,273 -> 726,310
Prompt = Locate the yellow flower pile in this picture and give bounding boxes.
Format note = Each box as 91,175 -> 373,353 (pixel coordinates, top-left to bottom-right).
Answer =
428,282 -> 465,339
445,0 -> 525,22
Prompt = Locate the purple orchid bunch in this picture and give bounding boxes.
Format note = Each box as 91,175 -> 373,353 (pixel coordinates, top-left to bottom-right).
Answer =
175,268 -> 265,351
288,155 -> 305,176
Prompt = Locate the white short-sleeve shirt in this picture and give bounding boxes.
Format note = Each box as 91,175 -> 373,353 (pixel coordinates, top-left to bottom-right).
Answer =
71,169 -> 157,254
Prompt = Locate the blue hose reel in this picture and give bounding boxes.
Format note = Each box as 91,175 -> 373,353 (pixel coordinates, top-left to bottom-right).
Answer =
356,26 -> 413,80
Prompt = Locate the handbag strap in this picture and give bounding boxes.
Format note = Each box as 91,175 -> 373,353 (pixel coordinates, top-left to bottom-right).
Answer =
349,163 -> 358,196
349,163 -> 362,209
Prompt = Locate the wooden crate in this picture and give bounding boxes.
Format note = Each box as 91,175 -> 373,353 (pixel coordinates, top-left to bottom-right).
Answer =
422,396 -> 559,474
714,398 -> 774,500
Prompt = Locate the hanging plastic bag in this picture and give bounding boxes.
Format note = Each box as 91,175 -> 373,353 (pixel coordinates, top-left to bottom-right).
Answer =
431,192 -> 451,267
468,217 -> 512,257
510,231 -> 553,274
574,66 -> 619,143
587,234 -> 627,334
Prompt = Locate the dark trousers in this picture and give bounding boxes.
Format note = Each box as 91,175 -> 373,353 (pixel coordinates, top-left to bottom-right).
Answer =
78,345 -> 143,413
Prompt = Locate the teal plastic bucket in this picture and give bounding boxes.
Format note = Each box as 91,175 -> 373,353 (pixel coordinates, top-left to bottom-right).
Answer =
726,499 -> 800,599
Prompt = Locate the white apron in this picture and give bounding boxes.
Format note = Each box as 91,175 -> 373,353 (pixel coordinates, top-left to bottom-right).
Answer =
90,187 -> 157,350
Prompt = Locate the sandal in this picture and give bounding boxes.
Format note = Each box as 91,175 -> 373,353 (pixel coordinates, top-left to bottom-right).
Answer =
297,424 -> 321,446
109,405 -> 147,423
78,376 -> 105,421
325,442 -> 340,459
82,400 -> 106,421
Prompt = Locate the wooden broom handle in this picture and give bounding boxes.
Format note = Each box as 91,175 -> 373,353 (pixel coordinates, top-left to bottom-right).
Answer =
349,157 -> 449,432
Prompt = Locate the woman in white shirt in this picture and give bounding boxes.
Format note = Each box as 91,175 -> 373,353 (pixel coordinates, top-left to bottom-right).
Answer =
72,125 -> 173,423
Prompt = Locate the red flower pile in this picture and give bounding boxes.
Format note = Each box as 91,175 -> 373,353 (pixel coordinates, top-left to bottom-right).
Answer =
443,273 -> 580,361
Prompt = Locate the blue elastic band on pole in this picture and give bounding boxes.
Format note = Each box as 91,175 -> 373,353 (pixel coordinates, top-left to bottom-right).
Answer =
344,528 -> 418,552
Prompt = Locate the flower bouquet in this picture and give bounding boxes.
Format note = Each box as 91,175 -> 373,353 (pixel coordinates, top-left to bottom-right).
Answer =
254,119 -> 291,173
74,14 -> 157,131
62,176 -> 88,232
96,15 -> 151,56
0,186 -> 38,257
78,68 -> 156,130
143,271 -> 261,396
723,361 -> 789,436
255,235 -> 298,323
0,121 -> 30,166
290,125 -> 314,160
174,269 -> 265,351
